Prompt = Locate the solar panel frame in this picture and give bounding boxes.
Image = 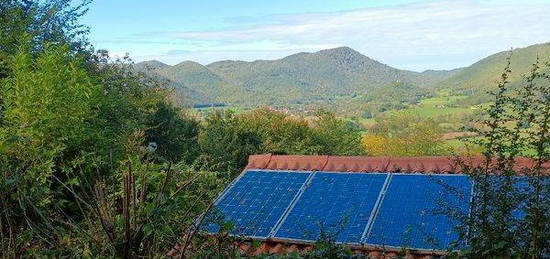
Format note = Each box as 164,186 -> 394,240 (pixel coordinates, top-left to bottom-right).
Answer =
268,172 -> 317,238
360,172 -> 393,243
202,169 -> 313,239
272,171 -> 391,244
363,173 -> 473,250
212,168 -> 251,207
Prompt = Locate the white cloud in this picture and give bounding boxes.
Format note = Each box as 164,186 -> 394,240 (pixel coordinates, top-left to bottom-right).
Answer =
128,1 -> 550,71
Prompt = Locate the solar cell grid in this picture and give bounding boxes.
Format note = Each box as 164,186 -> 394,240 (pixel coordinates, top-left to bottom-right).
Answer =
365,174 -> 472,250
204,169 -> 477,252
273,173 -> 388,243
203,170 -> 311,238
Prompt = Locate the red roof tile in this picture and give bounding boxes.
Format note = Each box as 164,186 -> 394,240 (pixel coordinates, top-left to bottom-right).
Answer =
245,153 -> 273,169
264,155 -> 329,171
246,154 -> 549,175
169,238 -> 447,258
386,156 -> 458,173
323,156 -> 391,172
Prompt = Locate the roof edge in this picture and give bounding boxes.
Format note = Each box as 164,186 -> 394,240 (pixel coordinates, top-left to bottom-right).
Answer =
245,154 -> 549,175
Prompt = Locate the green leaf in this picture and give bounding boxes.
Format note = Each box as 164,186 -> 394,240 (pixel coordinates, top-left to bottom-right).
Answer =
251,240 -> 261,248
68,178 -> 79,186
222,221 -> 234,231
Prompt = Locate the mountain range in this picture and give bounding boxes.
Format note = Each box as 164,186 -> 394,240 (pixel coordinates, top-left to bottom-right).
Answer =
135,43 -> 550,107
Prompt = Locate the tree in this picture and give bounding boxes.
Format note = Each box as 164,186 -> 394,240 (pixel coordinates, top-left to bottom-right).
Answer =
361,111 -> 449,156
145,102 -> 200,163
0,0 -> 91,79
0,2 -> 207,256
197,109 -> 365,174
238,108 -> 318,155
0,44 -> 99,256
311,110 -> 363,156
198,111 -> 261,174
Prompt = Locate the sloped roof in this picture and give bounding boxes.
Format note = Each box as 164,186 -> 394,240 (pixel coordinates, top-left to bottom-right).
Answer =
170,237 -> 445,258
246,154 -> 549,175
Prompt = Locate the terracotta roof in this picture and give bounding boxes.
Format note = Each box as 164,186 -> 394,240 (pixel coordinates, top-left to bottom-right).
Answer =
266,155 -> 329,171
170,237 -> 445,258
246,154 -> 549,175
237,239 -> 447,258
324,156 -> 392,172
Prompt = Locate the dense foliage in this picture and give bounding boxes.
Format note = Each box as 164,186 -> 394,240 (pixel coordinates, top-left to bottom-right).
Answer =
197,108 -> 364,174
361,111 -> 449,156
445,56 -> 550,258
0,2 -> 369,257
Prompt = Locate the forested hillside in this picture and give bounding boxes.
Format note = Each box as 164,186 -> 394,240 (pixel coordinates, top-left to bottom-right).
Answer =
442,43 -> 550,102
136,43 -> 550,126
136,47 -> 455,105
444,43 -> 550,91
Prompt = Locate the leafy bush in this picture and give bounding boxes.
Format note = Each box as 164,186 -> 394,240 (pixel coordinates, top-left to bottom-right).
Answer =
445,55 -> 550,258
198,108 -> 364,173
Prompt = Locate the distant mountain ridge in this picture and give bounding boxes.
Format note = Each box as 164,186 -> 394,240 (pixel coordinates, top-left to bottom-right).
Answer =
135,47 -> 457,105
135,43 -> 549,106
134,60 -> 170,71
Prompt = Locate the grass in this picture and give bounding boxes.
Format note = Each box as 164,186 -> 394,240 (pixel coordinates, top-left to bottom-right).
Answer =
192,106 -> 252,114
354,117 -> 376,128
409,106 -> 471,117
445,139 -> 467,149
367,95 -> 474,121
418,95 -> 468,106
412,96 -> 472,117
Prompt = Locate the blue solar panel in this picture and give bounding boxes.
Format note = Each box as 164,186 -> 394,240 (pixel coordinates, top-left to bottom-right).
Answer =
365,174 -> 472,250
203,170 -> 311,238
273,173 -> 388,243
485,175 -> 530,220
484,175 -> 549,221
204,170 -> 478,250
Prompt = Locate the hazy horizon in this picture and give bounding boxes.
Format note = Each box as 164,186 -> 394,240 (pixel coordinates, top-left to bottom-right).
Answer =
84,0 -> 550,72
133,43 -> 550,73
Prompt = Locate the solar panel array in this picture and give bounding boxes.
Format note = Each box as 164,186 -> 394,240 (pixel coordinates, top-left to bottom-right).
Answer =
203,170 -> 473,250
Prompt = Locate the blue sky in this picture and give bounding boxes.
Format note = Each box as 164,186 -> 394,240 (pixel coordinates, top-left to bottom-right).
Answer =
83,0 -> 550,71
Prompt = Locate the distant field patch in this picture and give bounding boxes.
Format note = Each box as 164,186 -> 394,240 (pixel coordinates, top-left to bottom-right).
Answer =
419,95 -> 468,106
409,106 -> 472,117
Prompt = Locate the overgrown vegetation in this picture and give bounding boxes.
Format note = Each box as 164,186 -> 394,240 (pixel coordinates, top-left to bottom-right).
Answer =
361,111 -> 450,156
197,108 -> 364,174
445,55 -> 550,258
0,2 -> 366,257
